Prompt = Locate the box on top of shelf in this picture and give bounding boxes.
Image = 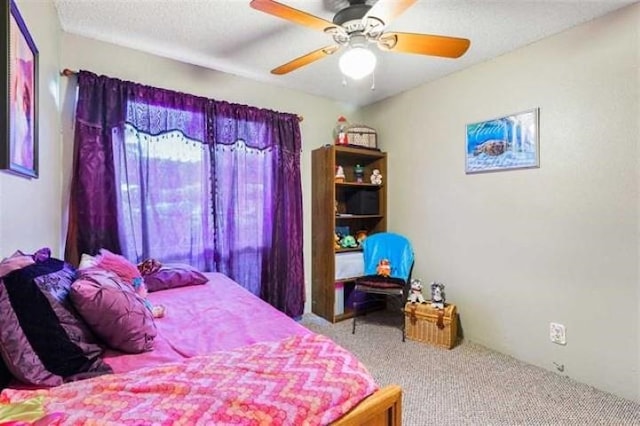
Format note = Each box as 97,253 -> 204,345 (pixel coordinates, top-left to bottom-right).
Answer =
346,124 -> 378,150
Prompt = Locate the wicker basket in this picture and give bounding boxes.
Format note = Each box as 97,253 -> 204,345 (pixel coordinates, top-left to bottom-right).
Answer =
404,302 -> 458,349
346,124 -> 378,149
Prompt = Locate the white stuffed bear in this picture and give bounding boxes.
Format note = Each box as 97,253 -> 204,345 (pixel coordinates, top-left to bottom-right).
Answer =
430,281 -> 446,309
408,279 -> 426,304
370,169 -> 383,185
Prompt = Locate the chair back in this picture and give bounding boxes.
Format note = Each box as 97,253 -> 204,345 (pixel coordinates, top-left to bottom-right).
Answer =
361,232 -> 414,281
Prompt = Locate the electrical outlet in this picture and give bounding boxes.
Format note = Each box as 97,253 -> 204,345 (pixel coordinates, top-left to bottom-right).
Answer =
550,322 -> 566,345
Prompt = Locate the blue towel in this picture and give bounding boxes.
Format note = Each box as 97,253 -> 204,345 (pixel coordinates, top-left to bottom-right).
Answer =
361,232 -> 414,280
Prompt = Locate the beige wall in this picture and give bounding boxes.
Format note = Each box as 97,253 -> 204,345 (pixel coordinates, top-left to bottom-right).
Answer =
363,4 -> 640,402
0,0 -> 62,257
1,0 -> 637,404
59,33 -> 358,311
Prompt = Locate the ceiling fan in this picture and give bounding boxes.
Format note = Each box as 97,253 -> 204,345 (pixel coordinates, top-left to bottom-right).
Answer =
249,0 -> 471,78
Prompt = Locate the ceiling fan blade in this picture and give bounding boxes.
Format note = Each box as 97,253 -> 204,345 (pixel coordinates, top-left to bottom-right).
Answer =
364,0 -> 417,25
250,0 -> 334,32
271,45 -> 340,75
380,32 -> 471,58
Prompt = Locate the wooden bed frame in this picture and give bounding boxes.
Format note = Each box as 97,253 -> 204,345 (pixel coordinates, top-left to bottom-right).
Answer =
333,385 -> 402,426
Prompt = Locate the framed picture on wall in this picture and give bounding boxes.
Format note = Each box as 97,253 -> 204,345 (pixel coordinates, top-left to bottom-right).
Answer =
0,0 -> 39,178
465,108 -> 539,174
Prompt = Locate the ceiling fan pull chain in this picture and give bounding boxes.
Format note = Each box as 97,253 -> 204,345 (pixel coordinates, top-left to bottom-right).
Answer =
371,71 -> 375,91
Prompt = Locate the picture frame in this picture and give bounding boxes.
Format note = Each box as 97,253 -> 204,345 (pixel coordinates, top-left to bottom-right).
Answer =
0,0 -> 39,178
465,108 -> 539,174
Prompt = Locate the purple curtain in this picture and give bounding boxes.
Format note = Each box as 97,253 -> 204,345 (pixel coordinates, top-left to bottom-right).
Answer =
66,72 -> 305,318
210,102 -> 304,317
65,71 -> 128,265
116,85 -> 214,270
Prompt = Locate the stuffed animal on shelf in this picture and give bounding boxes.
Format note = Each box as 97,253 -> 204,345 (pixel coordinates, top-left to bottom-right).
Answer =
355,230 -> 368,246
376,259 -> 391,277
340,235 -> 358,248
408,279 -> 426,304
430,281 -> 446,309
334,233 -> 341,250
370,169 -> 383,185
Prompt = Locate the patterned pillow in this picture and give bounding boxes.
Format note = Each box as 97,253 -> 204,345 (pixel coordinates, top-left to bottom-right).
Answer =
0,251 -> 36,388
70,269 -> 157,353
0,258 -> 111,387
0,252 -> 35,279
143,263 -> 208,292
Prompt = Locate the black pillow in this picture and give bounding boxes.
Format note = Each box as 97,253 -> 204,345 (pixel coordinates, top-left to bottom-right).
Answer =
0,357 -> 11,390
0,257 -> 112,387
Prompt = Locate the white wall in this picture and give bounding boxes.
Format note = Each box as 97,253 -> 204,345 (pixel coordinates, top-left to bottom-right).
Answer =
59,34 -> 357,312
363,4 -> 640,402
0,0 -> 62,258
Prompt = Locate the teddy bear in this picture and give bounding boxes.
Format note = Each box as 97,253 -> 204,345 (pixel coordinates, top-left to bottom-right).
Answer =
376,259 -> 391,277
407,279 -> 426,304
430,281 -> 446,309
370,169 -> 383,185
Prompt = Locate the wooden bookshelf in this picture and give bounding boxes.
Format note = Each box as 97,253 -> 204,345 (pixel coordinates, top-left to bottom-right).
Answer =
311,145 -> 387,322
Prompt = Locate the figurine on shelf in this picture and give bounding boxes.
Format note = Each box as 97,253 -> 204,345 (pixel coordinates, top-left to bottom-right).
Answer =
334,233 -> 341,250
333,116 -> 349,145
335,165 -> 345,183
354,164 -> 365,183
370,169 -> 383,185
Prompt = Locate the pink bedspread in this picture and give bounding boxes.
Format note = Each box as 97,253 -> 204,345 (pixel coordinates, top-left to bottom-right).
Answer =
104,273 -> 310,373
2,334 -> 378,426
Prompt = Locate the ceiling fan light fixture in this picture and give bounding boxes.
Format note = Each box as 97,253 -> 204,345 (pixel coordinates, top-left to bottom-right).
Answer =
339,46 -> 377,80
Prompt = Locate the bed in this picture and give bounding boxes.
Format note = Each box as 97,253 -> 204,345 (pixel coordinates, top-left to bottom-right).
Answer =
0,268 -> 401,425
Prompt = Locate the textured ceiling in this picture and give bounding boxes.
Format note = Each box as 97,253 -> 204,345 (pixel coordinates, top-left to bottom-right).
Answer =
54,0 -> 636,107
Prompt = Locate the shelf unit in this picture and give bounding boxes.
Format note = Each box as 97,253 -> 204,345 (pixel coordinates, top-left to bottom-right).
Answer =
311,145 -> 387,323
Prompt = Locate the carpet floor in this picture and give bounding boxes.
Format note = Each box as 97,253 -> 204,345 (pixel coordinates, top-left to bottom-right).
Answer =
300,311 -> 640,426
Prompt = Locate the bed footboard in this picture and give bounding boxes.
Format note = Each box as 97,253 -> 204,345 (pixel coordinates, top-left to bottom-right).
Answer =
331,384 -> 402,426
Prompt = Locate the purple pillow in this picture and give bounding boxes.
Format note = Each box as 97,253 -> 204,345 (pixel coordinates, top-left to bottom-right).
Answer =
143,263 -> 207,292
70,269 -> 157,354
0,258 -> 111,387
0,252 -> 35,279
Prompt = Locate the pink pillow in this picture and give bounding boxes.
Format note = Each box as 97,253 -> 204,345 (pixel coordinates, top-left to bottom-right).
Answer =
70,269 -> 157,353
143,263 -> 208,292
95,249 -> 141,285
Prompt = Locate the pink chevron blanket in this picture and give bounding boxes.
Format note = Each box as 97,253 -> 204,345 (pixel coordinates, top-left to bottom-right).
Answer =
1,334 -> 378,425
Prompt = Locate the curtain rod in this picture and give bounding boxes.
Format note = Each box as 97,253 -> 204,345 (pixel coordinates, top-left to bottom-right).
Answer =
60,68 -> 304,122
